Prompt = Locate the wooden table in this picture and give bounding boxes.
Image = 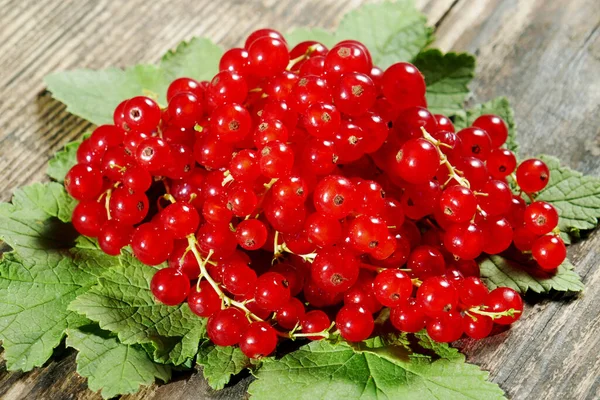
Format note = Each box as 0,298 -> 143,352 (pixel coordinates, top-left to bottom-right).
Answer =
0,0 -> 599,399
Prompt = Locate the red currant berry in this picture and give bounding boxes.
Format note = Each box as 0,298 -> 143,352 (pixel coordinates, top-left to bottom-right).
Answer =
98,221 -> 133,256
532,235 -> 566,271
72,201 -> 108,237
247,37 -> 290,77
167,77 -> 205,102
188,280 -> 221,317
303,102 -> 341,139
392,138 -> 439,184
235,219 -> 268,251
462,314 -> 493,339
254,272 -> 291,311
523,201 -> 559,235
484,287 -> 523,325
207,307 -> 250,346
109,187 -> 149,225
417,276 -> 459,318
381,62 -> 426,110
121,96 -> 161,132
301,310 -> 331,340
443,222 -> 485,260
438,185 -> 477,223
260,140 -> 294,178
336,305 -> 374,342
472,114 -> 508,148
486,148 -> 517,179
457,127 -> 492,160
276,297 -> 305,330
481,216 -> 513,254
516,158 -> 550,193
373,269 -> 412,307
427,311 -> 464,342
313,175 -> 356,219
240,321 -> 278,359
160,202 -> 200,239
131,223 -> 175,266
150,268 -> 189,306
65,164 -> 104,201
390,298 -> 428,333
407,245 -> 446,280
334,72 -> 376,116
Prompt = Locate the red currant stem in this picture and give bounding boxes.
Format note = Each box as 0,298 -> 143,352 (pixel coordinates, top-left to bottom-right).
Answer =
360,263 -> 385,273
162,193 -> 177,204
193,124 -> 203,133
162,179 -> 171,194
474,191 -> 489,197
103,188 -> 113,220
286,44 -> 321,71
187,235 -> 264,322
245,178 -> 279,220
421,127 -> 471,189
387,225 -> 397,229
411,278 -> 422,287
156,124 -> 164,139
222,171 -> 235,186
524,192 -> 536,203
278,242 -> 318,263
271,230 -> 281,265
108,163 -> 127,173
188,193 -> 198,204
288,321 -> 337,340
468,305 -> 522,320
249,87 -> 263,93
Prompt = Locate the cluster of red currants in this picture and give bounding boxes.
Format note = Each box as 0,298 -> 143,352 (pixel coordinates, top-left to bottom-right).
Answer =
65,28 -> 564,358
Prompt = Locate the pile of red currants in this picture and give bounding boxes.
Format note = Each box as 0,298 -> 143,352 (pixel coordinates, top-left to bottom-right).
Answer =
64,28 -> 565,358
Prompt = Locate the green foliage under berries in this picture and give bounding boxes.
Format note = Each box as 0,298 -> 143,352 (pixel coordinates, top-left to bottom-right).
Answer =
69,253 -> 206,366
479,255 -> 584,294
196,342 -> 252,390
0,0 -> 596,398
248,340 -> 506,400
535,155 -> 600,232
67,326 -> 171,399
0,184 -> 114,371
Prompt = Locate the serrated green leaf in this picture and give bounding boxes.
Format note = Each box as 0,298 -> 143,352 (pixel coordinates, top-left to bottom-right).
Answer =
160,37 -> 223,83
413,331 -> 463,362
0,183 -> 116,371
47,134 -> 90,183
455,97 -> 518,154
285,27 -> 337,49
249,340 -> 505,400
67,326 -> 171,399
45,65 -> 169,126
413,50 -> 475,117
336,0 -> 433,68
479,254 -> 584,294
535,155 -> 600,232
196,342 -> 251,390
69,253 -> 205,365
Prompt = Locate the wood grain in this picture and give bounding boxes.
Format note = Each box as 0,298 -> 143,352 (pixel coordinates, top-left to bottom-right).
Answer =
0,0 -> 599,399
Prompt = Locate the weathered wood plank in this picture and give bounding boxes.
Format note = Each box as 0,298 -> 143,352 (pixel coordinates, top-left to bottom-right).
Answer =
0,0 -> 599,399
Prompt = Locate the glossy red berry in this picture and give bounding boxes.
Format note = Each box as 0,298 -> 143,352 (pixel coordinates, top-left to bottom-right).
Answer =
484,287 -> 523,325
240,321 -> 278,359
390,298 -> 428,333
131,223 -> 175,266
336,305 -> 374,342
462,314 -> 494,339
392,138 -> 439,184
301,310 -> 331,340
207,308 -> 250,346
443,222 -> 485,260
72,201 -> 108,237
532,235 -> 566,271
98,221 -> 133,256
276,298 -> 305,330
187,280 -> 221,317
65,164 -> 104,201
254,272 -> 291,311
121,96 -> 161,132
248,37 -> 290,77
150,268 -> 189,306
438,186 -> 477,223
373,269 -> 412,307
523,201 -> 559,235
381,62 -> 426,110
417,276 -> 459,318
160,202 -> 200,239
472,114 -> 508,148
313,175 -> 356,219
516,158 -> 550,193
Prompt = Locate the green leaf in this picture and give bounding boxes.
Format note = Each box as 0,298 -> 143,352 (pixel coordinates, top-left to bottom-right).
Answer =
535,155 -> 600,232
45,38 -> 222,126
67,326 -> 171,399
456,97 -> 518,154
479,254 -> 584,294
160,37 -> 223,83
285,27 -> 337,49
45,65 -> 169,126
69,253 -> 205,365
413,50 -> 475,117
249,340 -> 505,400
196,342 -> 251,390
0,183 -> 116,370
336,0 -> 433,68
413,331 -> 463,362
47,134 -> 90,183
